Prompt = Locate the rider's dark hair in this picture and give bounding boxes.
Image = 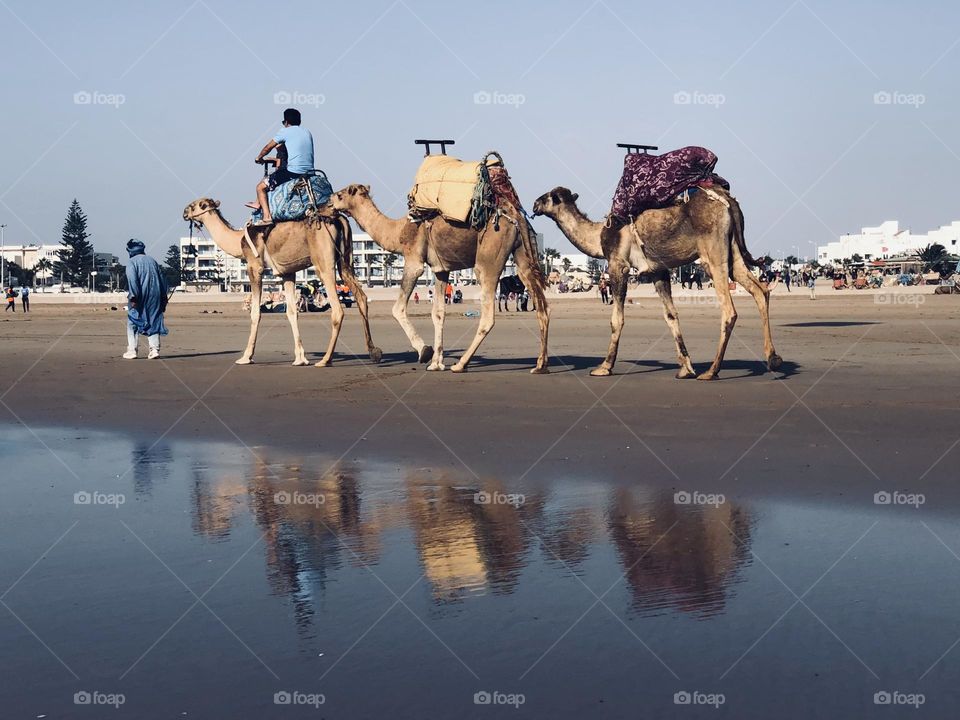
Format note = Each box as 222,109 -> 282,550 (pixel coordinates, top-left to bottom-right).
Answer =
283,108 -> 301,126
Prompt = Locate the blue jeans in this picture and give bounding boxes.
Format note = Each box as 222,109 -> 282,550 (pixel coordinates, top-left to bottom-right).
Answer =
127,320 -> 160,352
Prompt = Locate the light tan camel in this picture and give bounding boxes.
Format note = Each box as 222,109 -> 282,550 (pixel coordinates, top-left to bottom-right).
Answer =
532,187 -> 781,380
329,184 -> 550,373
182,199 -> 382,367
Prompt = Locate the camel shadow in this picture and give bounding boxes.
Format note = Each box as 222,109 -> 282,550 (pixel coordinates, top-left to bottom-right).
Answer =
161,350 -> 243,359
781,321 -> 880,328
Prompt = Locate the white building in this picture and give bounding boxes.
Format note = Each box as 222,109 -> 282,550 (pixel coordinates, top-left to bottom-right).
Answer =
0,244 -> 61,270
818,220 -> 960,263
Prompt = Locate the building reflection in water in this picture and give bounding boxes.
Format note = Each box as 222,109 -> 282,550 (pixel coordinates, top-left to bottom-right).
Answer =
186,454 -> 754,628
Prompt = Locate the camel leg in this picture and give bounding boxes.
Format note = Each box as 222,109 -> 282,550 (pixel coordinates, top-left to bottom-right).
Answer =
282,275 -> 309,366
314,262 -> 344,367
513,250 -> 550,375
393,263 -> 432,363
652,271 -> 696,379
451,266 -> 496,373
237,266 -> 263,364
338,267 -> 382,364
732,253 -> 782,371
427,272 -> 449,371
590,263 -> 628,377
699,263 -> 738,381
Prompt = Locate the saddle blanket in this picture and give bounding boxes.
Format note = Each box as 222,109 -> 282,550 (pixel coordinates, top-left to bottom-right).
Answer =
252,172 -> 333,222
408,155 -> 482,223
610,146 -> 728,220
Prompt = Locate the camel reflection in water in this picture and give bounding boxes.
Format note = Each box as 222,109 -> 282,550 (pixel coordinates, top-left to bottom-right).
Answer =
187,454 -> 753,628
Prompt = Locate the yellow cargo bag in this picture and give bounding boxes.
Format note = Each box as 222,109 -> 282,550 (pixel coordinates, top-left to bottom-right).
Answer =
408,155 -> 482,223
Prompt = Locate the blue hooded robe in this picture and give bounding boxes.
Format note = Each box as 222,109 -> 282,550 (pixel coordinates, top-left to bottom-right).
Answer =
126,240 -> 168,337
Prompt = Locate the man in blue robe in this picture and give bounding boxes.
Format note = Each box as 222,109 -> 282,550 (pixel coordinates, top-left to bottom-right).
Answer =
123,239 -> 168,359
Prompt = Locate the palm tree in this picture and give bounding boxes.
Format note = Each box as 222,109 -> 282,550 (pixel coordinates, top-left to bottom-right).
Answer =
561,257 -> 572,274
383,252 -> 398,288
543,247 -> 561,275
34,257 -> 53,287
917,243 -> 948,273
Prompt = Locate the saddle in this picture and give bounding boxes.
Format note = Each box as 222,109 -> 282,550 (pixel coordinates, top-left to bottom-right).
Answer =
251,170 -> 334,224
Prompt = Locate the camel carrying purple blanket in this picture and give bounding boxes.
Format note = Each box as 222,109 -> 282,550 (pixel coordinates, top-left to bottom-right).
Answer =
610,146 -> 729,220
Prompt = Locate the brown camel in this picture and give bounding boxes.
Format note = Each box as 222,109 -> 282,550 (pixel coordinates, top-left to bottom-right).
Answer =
182,199 -> 382,367
532,187 -> 781,380
329,184 -> 550,373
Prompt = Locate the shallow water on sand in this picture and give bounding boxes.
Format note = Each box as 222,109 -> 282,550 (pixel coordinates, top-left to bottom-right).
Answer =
1,426 -> 958,718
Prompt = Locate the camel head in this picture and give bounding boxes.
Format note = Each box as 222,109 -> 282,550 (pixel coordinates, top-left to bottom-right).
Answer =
183,198 -> 221,225
329,184 -> 371,215
532,187 -> 579,218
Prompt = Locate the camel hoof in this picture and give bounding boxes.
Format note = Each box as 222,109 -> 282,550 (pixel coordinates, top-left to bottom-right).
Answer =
292,359 -> 310,367
426,362 -> 446,371
450,364 -> 467,373
314,360 -> 332,368
589,367 -> 612,377
235,358 -> 254,365
676,369 -> 697,379
369,347 -> 383,364
418,346 -> 434,364
698,373 -> 718,381
530,366 -> 550,375
768,354 -> 783,371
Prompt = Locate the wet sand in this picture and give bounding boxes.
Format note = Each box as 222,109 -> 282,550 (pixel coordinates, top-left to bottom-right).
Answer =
3,289 -> 960,717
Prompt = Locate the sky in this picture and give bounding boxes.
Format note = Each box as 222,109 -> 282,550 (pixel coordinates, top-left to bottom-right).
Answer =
0,0 -> 957,261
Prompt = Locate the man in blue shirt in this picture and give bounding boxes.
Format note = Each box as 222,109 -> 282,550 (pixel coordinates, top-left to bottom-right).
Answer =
253,108 -> 315,225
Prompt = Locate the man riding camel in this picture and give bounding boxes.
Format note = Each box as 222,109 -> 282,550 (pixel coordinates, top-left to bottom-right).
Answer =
251,108 -> 314,226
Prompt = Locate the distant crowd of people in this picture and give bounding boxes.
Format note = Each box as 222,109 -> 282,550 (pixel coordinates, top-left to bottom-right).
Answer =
4,286 -> 29,312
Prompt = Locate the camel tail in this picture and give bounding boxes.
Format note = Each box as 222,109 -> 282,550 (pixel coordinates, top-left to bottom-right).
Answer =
333,214 -> 357,283
517,215 -> 548,308
726,193 -> 758,268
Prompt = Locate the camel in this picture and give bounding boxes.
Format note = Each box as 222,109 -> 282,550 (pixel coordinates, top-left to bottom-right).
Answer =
532,187 -> 781,380
181,199 -> 382,367
329,184 -> 550,373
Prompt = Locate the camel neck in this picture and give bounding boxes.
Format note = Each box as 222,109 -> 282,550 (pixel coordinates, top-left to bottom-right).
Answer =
201,210 -> 244,258
552,207 -> 604,258
350,199 -> 406,254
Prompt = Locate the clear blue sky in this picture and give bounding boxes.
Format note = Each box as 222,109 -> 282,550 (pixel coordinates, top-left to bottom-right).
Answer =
0,0 -> 957,260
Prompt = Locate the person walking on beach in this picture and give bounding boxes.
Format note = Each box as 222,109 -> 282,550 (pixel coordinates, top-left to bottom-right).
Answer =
123,239 -> 168,359
783,268 -> 791,292
599,278 -> 609,304
5,287 -> 16,312
807,273 -> 816,300
20,284 -> 29,311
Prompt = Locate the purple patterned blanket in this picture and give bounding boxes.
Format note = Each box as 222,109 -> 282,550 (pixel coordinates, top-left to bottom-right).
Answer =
610,146 -> 729,220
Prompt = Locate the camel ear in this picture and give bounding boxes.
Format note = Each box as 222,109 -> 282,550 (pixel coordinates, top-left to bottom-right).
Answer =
361,185 -> 370,196
571,193 -> 579,202
214,200 -> 221,208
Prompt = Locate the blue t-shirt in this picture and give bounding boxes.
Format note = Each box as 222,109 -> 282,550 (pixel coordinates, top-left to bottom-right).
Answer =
273,126 -> 314,174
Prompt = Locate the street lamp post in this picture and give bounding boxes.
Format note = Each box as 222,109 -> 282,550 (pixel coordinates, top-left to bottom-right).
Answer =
0,224 -> 6,288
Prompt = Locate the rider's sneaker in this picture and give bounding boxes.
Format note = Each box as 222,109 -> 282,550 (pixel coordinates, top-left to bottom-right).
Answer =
122,350 -> 137,359
148,348 -> 160,360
